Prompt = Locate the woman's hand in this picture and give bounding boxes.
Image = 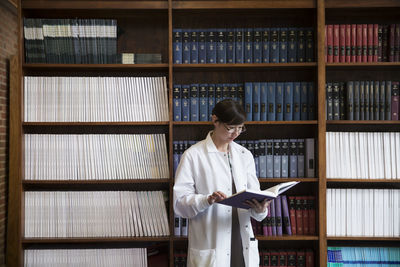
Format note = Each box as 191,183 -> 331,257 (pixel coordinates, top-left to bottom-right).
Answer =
207,191 -> 227,204
245,198 -> 272,213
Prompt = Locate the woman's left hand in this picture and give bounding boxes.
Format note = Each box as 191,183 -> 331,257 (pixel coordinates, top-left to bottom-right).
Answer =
245,198 -> 272,213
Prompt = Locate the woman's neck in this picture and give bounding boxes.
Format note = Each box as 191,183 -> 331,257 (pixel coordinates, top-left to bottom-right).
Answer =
211,131 -> 229,152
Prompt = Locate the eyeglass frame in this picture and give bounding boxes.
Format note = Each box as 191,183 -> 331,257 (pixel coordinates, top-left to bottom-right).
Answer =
221,123 -> 246,134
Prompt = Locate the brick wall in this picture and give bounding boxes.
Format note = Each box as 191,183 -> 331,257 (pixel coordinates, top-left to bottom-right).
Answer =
0,1 -> 18,266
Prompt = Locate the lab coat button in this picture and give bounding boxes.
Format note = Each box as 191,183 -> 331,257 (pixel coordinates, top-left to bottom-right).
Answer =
245,225 -> 248,228
245,247 -> 248,250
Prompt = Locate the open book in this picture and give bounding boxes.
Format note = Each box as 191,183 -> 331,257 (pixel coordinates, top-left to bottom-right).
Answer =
218,181 -> 300,209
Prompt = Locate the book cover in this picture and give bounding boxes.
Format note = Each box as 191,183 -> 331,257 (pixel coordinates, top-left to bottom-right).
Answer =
273,139 -> 282,178
253,28 -> 263,63
300,82 -> 308,120
190,30 -> 199,64
293,82 -> 301,121
345,24 -> 351,62
362,24 -> 368,62
173,84 -> 182,121
284,82 -> 293,121
208,84 -> 215,120
289,139 -> 298,178
305,28 -> 314,62
259,140 -> 267,178
173,29 -> 182,64
244,28 -> 253,63
305,138 -> 315,178
333,24 -> 339,62
226,29 -> 235,63
216,28 -> 226,64
235,28 -> 244,63
367,24 -> 373,62
339,24 -> 345,62
270,28 -> 280,63
385,80 -> 392,120
298,28 -> 306,62
380,81 -> 386,120
199,84 -> 208,121
253,82 -> 261,121
297,139 -> 305,178
190,84 -> 199,121
245,82 -> 253,121
279,28 -> 288,63
181,85 -> 190,121
351,24 -> 357,62
198,29 -> 207,64
182,29 -> 191,64
281,195 -> 292,235
266,139 -> 274,178
288,28 -> 297,63
288,196 -> 297,235
275,195 -> 283,236
217,181 -> 299,209
268,82 -> 276,121
276,82 -> 284,121
260,82 -> 268,121
262,28 -> 270,63
206,29 -> 216,64
281,139 -> 289,178
308,82 -> 315,120
346,81 -> 354,120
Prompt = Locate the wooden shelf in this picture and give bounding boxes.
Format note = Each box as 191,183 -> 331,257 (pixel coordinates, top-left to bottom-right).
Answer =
22,1 -> 169,10
173,121 -> 318,125
172,0 -> 316,9
327,179 -> 400,183
23,122 -> 170,126
259,178 -> 318,183
23,237 -> 170,244
257,235 -> 319,241
22,63 -> 169,71
327,236 -> 400,241
327,120 -> 400,125
173,62 -> 317,70
172,235 -> 319,241
325,0 -> 400,8
326,62 -> 400,68
23,179 -> 170,191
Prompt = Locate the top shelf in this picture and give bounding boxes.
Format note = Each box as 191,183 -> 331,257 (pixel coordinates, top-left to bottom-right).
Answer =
172,0 -> 316,9
22,1 -> 169,10
21,0 -> 316,10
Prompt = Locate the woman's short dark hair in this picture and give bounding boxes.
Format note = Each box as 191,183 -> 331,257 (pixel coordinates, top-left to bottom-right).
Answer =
212,99 -> 246,125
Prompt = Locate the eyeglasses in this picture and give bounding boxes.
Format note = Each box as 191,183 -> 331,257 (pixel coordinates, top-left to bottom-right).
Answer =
222,123 -> 246,134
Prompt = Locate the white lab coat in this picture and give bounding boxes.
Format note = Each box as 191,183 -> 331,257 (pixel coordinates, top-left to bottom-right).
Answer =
173,132 -> 268,267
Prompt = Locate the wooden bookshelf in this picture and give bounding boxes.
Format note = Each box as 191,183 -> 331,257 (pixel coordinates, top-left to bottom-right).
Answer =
7,0 -> 400,266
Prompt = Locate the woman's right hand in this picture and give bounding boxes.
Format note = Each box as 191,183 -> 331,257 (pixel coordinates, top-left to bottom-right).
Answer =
207,191 -> 227,204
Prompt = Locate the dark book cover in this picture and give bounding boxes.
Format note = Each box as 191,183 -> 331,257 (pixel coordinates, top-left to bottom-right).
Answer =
190,30 -> 198,64
281,195 -> 292,235
288,196 -> 297,235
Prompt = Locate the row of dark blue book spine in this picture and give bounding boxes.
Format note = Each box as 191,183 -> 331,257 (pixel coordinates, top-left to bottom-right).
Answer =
173,28 -> 315,64
326,80 -> 400,120
173,138 -> 315,179
173,82 -> 315,122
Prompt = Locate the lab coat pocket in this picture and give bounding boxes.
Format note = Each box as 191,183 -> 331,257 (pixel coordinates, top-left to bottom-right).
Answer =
189,248 -> 216,267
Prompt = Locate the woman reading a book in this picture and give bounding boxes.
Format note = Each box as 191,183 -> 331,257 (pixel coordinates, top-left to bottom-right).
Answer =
173,99 -> 270,267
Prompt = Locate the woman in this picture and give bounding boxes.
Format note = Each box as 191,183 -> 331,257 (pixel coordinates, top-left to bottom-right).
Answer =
173,99 -> 270,267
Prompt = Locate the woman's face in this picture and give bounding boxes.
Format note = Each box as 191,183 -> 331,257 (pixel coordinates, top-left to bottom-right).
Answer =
212,115 -> 245,143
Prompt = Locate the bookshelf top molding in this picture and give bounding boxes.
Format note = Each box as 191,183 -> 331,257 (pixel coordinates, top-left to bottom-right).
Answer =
325,0 -> 400,8
22,1 -> 169,10
172,0 -> 316,9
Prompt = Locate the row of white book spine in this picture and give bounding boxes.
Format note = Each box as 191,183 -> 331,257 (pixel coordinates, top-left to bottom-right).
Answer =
326,132 -> 400,179
24,248 -> 147,267
327,189 -> 400,237
24,134 -> 169,180
24,191 -> 170,238
24,76 -> 169,122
